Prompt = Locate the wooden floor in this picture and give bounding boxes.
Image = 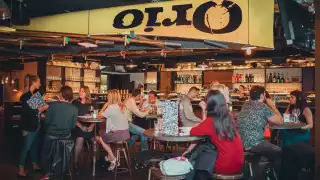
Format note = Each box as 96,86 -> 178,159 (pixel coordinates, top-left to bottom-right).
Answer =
0,135 -> 148,180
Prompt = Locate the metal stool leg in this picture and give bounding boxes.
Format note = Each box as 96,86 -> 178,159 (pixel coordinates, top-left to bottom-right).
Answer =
125,142 -> 132,166
114,148 -> 120,180
123,148 -> 132,176
248,162 -> 253,178
148,168 -> 152,180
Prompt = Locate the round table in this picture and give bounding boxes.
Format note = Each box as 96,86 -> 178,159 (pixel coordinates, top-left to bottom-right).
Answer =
145,114 -> 161,129
270,123 -> 305,146
144,129 -> 204,152
144,129 -> 204,142
78,116 -> 105,177
146,114 -> 161,120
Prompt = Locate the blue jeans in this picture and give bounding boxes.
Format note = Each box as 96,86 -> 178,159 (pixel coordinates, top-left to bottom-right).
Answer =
19,130 -> 40,168
128,123 -> 148,151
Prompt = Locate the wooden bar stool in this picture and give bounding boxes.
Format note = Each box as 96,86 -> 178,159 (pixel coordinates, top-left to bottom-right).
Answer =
113,141 -> 132,180
212,173 -> 243,180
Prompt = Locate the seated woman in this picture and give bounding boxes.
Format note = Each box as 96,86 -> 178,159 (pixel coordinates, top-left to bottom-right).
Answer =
98,90 -> 130,171
282,90 -> 313,146
72,86 -> 95,173
182,90 -> 244,175
41,86 -> 78,180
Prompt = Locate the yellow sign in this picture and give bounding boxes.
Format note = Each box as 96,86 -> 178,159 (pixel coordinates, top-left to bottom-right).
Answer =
15,0 -> 274,48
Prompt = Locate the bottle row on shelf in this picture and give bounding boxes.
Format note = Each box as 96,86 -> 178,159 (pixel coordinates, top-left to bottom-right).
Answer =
175,75 -> 202,84
232,73 -> 261,83
266,72 -> 296,83
47,76 -> 101,83
232,72 -> 300,84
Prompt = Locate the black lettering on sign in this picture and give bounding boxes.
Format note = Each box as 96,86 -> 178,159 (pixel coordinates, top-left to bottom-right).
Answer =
162,4 -> 193,27
113,9 -> 144,29
193,0 -> 242,34
145,7 -> 164,32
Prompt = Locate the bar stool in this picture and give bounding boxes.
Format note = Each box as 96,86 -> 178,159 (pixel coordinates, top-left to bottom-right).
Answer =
243,151 -> 273,179
48,138 -> 74,180
113,141 -> 132,180
212,173 -> 243,180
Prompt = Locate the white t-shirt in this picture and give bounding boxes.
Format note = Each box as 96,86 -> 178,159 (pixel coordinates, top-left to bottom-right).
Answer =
102,104 -> 129,133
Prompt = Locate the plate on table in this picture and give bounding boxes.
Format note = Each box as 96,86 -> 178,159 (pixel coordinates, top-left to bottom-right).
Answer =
78,116 -> 92,119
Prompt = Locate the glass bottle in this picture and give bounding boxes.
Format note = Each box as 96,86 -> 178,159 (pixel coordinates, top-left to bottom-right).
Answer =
272,72 -> 277,83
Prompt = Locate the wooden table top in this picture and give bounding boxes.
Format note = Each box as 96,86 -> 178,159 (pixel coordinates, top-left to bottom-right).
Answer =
144,129 -> 204,142
270,123 -> 305,130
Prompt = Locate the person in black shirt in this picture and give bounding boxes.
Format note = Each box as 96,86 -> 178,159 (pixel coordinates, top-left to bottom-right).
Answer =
18,75 -> 48,177
41,86 -> 78,180
71,86 -> 95,172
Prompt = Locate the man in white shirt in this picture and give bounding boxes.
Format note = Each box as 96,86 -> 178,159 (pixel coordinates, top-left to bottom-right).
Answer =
141,90 -> 162,115
179,87 -> 202,127
124,89 -> 150,151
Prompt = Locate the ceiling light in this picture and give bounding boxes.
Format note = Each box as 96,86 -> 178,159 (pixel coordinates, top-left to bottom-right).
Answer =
0,0 -> 10,20
241,45 -> 257,55
78,39 -> 98,48
126,64 -> 137,68
198,62 -> 208,68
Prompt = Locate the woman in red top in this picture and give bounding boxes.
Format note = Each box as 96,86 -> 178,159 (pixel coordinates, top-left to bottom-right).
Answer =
183,90 -> 244,174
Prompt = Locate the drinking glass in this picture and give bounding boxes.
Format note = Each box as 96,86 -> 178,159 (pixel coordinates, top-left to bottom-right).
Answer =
154,120 -> 160,132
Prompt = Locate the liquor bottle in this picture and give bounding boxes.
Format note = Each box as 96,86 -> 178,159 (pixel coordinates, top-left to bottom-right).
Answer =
272,72 -> 277,83
285,72 -> 290,83
280,73 -> 285,83
268,73 -> 273,83
245,73 -> 249,83
277,73 -> 281,83
235,73 -> 239,83
251,74 -> 255,83
241,73 -> 244,83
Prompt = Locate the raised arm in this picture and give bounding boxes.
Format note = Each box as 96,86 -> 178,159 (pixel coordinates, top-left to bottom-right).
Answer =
302,107 -> 313,129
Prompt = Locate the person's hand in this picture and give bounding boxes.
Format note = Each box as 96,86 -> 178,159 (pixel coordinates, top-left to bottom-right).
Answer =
181,151 -> 189,158
199,101 -> 206,110
301,125 -> 311,130
144,108 -> 150,114
265,98 -> 275,107
80,125 -> 87,132
42,93 -> 49,101
87,125 -> 94,132
22,130 -> 28,136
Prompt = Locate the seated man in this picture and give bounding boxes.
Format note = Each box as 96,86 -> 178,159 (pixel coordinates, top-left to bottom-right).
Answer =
237,86 -> 283,175
140,90 -> 162,129
179,87 -> 202,127
41,86 -> 78,180
124,89 -> 150,151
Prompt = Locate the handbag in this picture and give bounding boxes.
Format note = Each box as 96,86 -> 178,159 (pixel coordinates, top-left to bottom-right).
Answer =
160,157 -> 193,176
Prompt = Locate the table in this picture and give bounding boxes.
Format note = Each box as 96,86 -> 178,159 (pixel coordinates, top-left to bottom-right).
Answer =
144,129 -> 204,152
271,123 -> 305,130
270,123 -> 305,145
78,117 -> 105,177
145,114 -> 161,129
144,129 -> 204,142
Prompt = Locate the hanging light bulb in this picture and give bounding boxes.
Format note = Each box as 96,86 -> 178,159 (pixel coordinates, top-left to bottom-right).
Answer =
5,76 -> 8,84
1,79 -> 4,84
241,45 -> 256,56
246,48 -> 252,55
11,79 -> 14,84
